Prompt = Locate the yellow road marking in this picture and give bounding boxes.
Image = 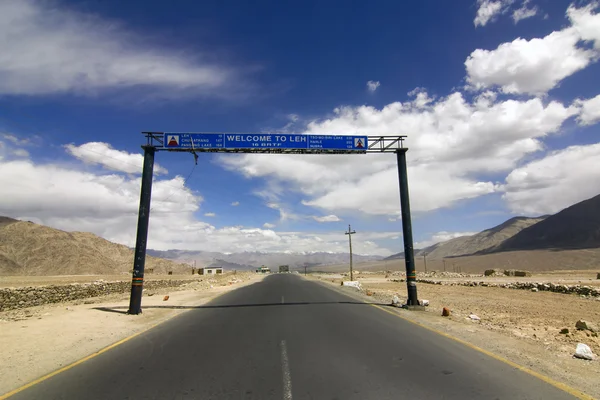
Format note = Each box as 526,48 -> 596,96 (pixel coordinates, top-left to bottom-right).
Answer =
1,276 -> 265,399
0,323 -> 162,400
370,304 -> 595,400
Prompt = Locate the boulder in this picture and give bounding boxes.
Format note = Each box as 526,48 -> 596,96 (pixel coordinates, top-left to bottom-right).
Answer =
575,320 -> 599,332
484,269 -> 501,276
442,307 -> 451,317
574,343 -> 595,360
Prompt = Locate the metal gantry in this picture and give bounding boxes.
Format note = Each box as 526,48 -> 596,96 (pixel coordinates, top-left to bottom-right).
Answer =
127,132 -> 418,315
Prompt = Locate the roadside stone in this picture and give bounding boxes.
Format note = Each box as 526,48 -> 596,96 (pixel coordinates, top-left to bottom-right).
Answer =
442,307 -> 451,317
163,295 -> 170,301
531,288 -> 539,292
0,279 -> 196,311
574,343 -> 595,360
575,320 -> 599,332
560,328 -> 569,334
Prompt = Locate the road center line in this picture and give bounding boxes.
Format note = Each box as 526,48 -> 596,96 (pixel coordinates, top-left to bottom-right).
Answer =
280,340 -> 293,400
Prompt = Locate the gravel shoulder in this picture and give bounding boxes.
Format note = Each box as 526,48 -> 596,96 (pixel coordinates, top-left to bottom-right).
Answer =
0,273 -> 264,397
309,273 -> 600,400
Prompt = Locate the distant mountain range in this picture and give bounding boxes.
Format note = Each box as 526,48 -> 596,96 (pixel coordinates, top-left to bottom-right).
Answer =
146,249 -> 384,271
2,192 -> 599,276
386,193 -> 600,260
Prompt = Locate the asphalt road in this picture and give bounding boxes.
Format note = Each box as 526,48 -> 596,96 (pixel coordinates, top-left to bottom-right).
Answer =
9,274 -> 577,400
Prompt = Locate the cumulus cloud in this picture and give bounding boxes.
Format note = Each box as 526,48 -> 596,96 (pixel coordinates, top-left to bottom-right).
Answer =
502,143 -> 600,215
575,94 -> 600,126
466,3 -> 600,95
220,92 -> 577,216
263,223 -> 276,229
0,136 -> 395,255
366,80 -> 380,92
204,212 -> 216,217
313,215 -> 341,222
0,0 -> 244,98
65,142 -> 168,175
474,0 -> 512,27
569,2 -> 600,50
231,201 -> 240,206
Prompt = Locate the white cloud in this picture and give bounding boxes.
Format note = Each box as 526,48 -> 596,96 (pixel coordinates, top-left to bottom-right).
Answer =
266,202 -> 300,222
231,201 -> 240,206
263,223 -> 276,229
204,212 -> 216,217
65,142 -> 168,175
0,0 -> 243,98
2,133 -> 31,146
0,137 -> 395,255
220,92 -> 577,216
415,231 -> 478,249
568,2 -> 600,49
12,148 -> 30,157
366,80 -> 380,92
575,94 -> 600,126
502,143 -> 600,215
474,0 -> 511,27
313,215 -> 341,222
466,3 -> 600,95
512,0 -> 538,23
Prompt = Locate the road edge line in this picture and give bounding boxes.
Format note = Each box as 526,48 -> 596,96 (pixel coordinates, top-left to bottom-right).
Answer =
370,304 -> 595,400
0,276 -> 264,400
0,325 -> 155,400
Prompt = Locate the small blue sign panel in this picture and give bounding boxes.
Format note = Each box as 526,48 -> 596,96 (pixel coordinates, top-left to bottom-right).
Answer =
163,133 -> 368,151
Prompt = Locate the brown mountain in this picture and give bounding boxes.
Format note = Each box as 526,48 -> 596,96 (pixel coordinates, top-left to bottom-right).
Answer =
0,219 -> 190,276
384,216 -> 545,260
489,194 -> 600,252
424,216 -> 547,259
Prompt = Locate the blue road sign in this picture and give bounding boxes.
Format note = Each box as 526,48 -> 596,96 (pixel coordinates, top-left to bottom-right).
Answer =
163,133 -> 368,151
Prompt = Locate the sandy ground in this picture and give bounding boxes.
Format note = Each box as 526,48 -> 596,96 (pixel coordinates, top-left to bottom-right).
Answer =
319,249 -> 600,274
0,273 -> 264,396
311,272 -> 600,399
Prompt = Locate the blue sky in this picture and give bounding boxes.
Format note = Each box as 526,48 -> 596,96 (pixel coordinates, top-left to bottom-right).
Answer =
0,0 -> 599,255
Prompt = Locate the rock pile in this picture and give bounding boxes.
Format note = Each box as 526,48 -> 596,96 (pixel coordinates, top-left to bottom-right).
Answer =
484,269 -> 531,277
0,279 -> 193,312
390,278 -> 600,298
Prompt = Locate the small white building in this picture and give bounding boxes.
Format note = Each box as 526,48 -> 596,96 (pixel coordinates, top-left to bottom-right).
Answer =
198,267 -> 223,275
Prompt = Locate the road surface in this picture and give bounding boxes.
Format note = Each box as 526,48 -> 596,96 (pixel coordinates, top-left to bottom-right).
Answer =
9,274 -> 577,399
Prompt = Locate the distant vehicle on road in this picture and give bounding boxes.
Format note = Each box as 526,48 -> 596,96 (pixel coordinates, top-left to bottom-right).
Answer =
278,265 -> 290,273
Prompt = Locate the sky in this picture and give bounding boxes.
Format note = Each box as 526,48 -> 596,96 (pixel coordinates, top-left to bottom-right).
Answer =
1,0 -> 599,256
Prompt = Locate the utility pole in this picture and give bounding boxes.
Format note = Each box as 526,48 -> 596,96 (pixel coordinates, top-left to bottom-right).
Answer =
443,259 -> 446,272
396,149 -> 419,306
127,145 -> 156,315
345,224 -> 356,281
423,252 -> 427,273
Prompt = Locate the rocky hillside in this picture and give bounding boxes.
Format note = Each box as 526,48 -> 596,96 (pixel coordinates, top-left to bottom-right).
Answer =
384,216 -> 546,260
490,194 -> 600,252
0,219 -> 189,276
423,216 -> 547,259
